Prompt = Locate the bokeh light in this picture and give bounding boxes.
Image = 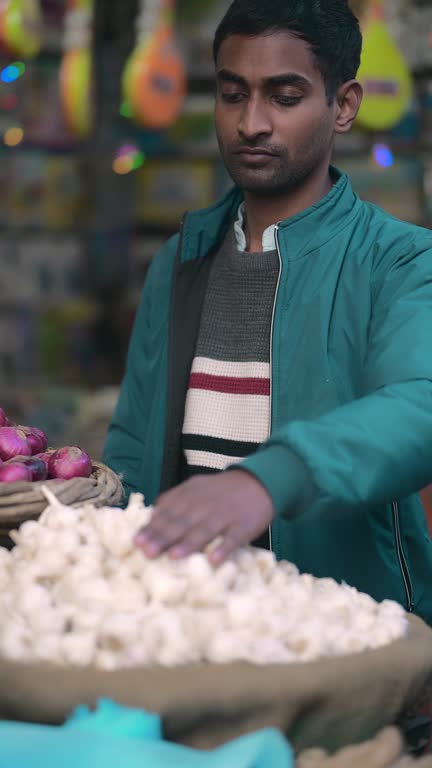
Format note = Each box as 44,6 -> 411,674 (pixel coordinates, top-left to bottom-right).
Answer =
112,144 -> 145,175
4,127 -> 24,146
1,62 -> 26,84
373,143 -> 394,169
0,94 -> 18,111
120,100 -> 134,119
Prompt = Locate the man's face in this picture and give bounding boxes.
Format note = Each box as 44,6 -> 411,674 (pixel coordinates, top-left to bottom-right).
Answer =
215,32 -> 336,196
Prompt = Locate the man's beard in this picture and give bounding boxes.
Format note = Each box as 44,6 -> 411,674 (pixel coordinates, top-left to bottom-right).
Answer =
218,136 -> 329,197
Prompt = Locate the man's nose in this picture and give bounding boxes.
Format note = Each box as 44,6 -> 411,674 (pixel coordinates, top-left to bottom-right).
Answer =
238,97 -> 272,141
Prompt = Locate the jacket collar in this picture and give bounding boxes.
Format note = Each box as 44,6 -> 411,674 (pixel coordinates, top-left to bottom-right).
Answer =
180,167 -> 360,263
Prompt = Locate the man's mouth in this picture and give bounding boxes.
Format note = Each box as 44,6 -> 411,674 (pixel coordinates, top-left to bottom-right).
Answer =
235,147 -> 276,156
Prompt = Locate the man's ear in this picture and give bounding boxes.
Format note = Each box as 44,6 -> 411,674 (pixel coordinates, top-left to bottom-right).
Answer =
334,80 -> 363,134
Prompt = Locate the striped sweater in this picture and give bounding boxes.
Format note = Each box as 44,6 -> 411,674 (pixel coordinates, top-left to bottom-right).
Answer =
181,225 -> 279,479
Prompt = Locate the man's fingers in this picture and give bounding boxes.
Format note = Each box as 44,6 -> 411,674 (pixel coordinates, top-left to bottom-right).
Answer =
134,472 -> 274,562
134,502 -> 205,557
168,518 -> 228,559
207,527 -> 245,566
135,526 -> 182,558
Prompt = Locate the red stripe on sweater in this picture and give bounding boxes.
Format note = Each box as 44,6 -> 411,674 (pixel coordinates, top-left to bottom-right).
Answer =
189,372 -> 270,396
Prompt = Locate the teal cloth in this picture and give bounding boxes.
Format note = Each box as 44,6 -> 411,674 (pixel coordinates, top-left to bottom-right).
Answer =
0,699 -> 293,768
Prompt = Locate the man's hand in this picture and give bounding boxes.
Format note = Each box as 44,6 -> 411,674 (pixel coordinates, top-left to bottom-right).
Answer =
134,470 -> 274,565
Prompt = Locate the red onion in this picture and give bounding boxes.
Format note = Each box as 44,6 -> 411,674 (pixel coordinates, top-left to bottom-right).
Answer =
48,446 -> 92,480
31,426 -> 48,452
19,426 -> 48,455
35,451 -> 52,475
0,463 -> 32,483
7,456 -> 48,481
0,427 -> 31,461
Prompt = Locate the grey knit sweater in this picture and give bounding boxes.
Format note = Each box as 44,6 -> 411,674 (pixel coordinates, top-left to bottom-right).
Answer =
181,225 -> 279,476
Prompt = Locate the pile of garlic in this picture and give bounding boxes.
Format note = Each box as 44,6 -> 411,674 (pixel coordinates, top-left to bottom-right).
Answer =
0,490 -> 408,669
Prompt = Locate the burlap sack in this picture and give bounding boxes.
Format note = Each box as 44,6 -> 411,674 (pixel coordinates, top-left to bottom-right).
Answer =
0,616 -> 431,753
297,727 -> 432,767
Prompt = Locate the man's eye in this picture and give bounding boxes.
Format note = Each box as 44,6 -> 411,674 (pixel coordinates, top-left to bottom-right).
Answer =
221,92 -> 245,103
274,96 -> 302,107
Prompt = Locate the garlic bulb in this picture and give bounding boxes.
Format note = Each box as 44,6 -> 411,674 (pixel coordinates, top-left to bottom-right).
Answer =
0,490 -> 408,669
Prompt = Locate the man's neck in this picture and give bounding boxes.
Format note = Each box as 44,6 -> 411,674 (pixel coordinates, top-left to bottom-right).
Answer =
243,168 -> 333,252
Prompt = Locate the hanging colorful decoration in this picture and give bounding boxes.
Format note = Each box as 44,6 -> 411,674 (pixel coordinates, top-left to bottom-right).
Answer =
356,0 -> 412,131
59,0 -> 93,139
0,0 -> 42,58
122,0 -> 186,131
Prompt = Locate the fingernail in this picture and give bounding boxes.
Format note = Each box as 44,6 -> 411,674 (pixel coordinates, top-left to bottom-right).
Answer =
135,535 -> 160,557
169,546 -> 187,559
208,550 -> 223,566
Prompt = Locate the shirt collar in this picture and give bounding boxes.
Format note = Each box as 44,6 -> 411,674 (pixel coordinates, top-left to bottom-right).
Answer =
234,202 -> 277,252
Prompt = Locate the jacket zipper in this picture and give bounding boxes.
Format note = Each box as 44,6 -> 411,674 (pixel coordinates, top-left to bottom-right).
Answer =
268,223 -> 283,553
392,501 -> 414,612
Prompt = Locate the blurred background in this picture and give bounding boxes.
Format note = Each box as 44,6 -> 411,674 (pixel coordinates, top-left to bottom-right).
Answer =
0,0 -> 432,462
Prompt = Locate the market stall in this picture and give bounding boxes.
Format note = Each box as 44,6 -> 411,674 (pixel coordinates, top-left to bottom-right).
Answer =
0,1 -> 432,765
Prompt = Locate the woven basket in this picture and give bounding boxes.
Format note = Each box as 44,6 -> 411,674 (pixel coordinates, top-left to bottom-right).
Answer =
0,461 -> 124,548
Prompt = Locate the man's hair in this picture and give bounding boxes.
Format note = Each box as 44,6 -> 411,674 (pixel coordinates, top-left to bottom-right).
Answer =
213,0 -> 362,103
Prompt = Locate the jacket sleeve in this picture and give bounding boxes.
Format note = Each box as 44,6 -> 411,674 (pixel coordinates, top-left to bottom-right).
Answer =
240,239 -> 432,518
103,237 -> 177,500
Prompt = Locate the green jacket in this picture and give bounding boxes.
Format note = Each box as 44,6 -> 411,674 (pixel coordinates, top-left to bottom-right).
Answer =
104,169 -> 432,624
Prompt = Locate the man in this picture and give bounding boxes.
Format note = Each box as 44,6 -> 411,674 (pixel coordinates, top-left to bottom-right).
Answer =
104,0 -> 432,624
